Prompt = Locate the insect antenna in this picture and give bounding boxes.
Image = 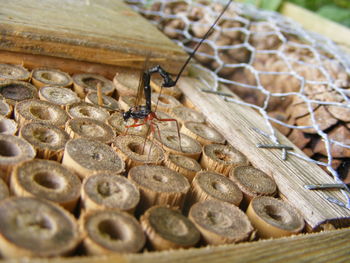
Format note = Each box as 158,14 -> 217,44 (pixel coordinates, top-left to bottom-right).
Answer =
172,0 -> 233,85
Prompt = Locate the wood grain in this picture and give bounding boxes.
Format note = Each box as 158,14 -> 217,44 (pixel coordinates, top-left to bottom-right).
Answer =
11,227 -> 350,262
0,0 -> 188,73
177,71 -> 350,231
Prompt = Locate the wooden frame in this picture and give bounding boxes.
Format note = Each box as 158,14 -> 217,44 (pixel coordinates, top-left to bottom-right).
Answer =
0,0 -> 350,262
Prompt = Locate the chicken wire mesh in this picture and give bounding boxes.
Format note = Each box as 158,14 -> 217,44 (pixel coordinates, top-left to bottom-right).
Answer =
126,0 -> 350,208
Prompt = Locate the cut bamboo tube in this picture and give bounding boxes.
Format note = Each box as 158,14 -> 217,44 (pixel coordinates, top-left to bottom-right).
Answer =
81,173 -> 140,213
31,68 -> 73,88
154,111 -> 179,131
113,70 -> 140,97
112,135 -> 164,169
0,197 -> 80,258
181,121 -> 225,146
128,165 -> 190,213
188,199 -> 254,245
15,99 -> 69,128
39,86 -> 80,109
246,196 -> 305,239
10,159 -> 81,212
67,101 -> 110,122
19,122 -> 69,161
140,206 -> 200,251
0,80 -> 37,106
85,92 -> 119,112
80,209 -> 145,256
151,77 -> 182,99
118,95 -> 139,111
200,144 -> 249,176
0,117 -> 17,135
186,171 -> 243,209
151,93 -> 181,113
62,137 -> 125,179
153,130 -> 202,160
0,177 -> 9,201
72,73 -> 115,98
0,98 -> 11,117
107,113 -> 149,137
164,153 -> 202,182
178,76 -> 350,229
168,106 -> 206,125
0,63 -> 30,81
0,134 -> 36,182
65,118 -> 115,144
229,166 -> 277,204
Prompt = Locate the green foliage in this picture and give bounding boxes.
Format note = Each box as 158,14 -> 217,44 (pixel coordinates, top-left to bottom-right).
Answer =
317,5 -> 350,27
288,0 -> 350,27
236,0 -> 282,10
238,0 -> 350,27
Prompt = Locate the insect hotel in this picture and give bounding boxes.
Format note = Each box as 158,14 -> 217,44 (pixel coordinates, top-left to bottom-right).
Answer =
0,0 -> 349,261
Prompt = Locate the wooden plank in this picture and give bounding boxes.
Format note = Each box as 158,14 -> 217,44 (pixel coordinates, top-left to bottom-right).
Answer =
177,70 -> 350,230
10,228 -> 350,262
0,50 -> 123,79
281,2 -> 350,54
0,0 -> 187,73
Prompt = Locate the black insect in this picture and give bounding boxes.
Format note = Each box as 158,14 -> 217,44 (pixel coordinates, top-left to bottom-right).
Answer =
123,0 -> 233,147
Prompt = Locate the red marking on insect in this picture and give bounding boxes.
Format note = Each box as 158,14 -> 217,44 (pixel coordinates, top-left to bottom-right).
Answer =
122,0 -> 233,153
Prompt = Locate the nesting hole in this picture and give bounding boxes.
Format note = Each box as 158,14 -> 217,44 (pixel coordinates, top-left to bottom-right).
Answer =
48,89 -> 68,100
91,152 -> 103,161
98,181 -> 120,197
214,150 -> 231,162
0,139 -> 21,157
79,123 -> 105,137
166,135 -> 180,144
1,84 -> 32,100
206,211 -> 232,228
40,72 -> 64,82
153,174 -> 168,183
33,172 -> 65,190
83,77 -> 103,88
30,106 -> 54,120
98,219 -> 126,241
128,142 -> 144,155
165,217 -> 189,236
211,181 -> 228,193
19,213 -> 53,232
33,127 -> 59,144
79,108 -> 93,117
193,125 -> 205,134
264,205 -> 283,221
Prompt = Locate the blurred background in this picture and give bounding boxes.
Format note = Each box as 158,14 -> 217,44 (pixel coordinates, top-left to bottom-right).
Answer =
238,0 -> 350,27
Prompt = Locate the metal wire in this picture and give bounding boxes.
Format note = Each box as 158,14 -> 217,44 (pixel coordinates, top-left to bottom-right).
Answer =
127,0 -> 350,208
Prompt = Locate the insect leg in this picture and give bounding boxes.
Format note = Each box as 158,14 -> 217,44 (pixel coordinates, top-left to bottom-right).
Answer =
154,116 -> 183,152
124,119 -> 138,135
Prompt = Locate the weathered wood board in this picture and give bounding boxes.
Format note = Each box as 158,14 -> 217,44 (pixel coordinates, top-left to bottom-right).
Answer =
13,228 -> 350,263
0,0 -> 188,73
178,68 -> 350,231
